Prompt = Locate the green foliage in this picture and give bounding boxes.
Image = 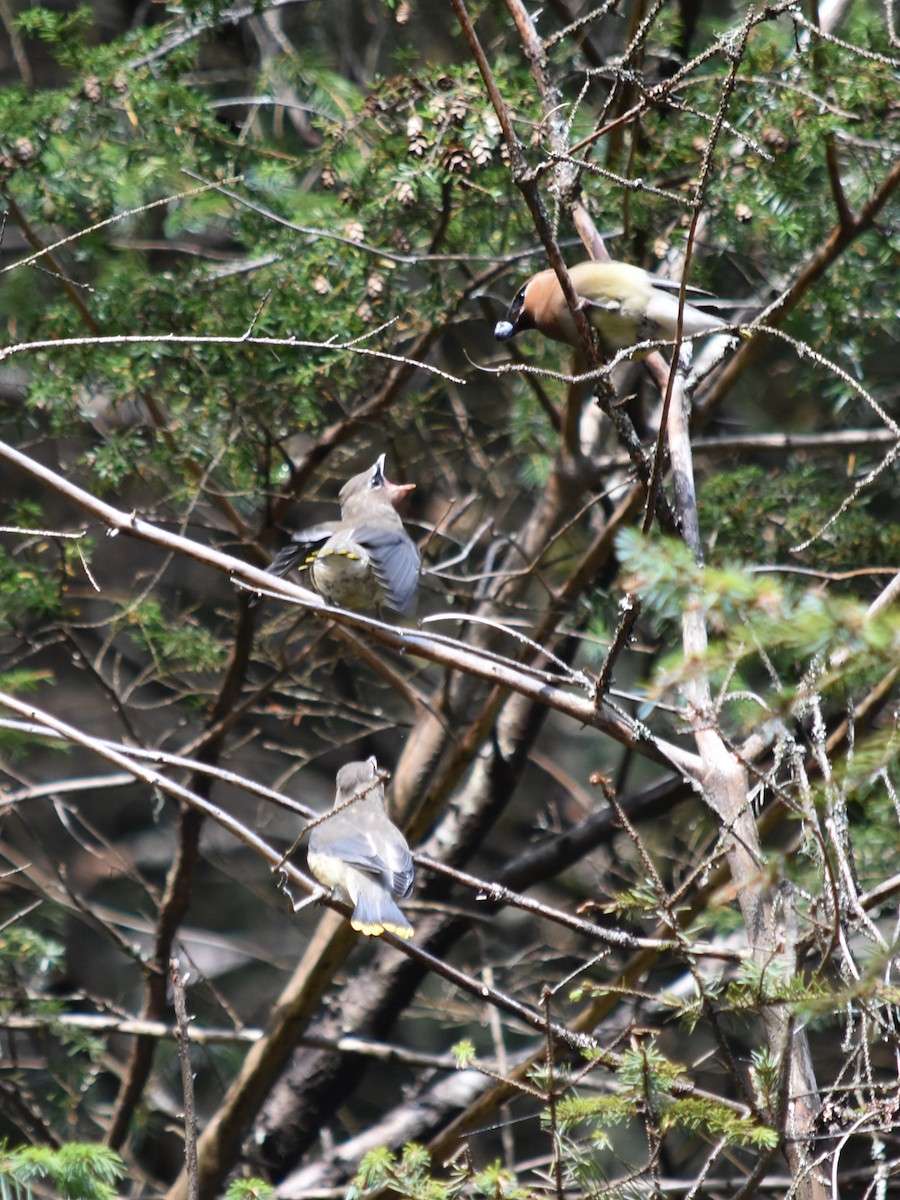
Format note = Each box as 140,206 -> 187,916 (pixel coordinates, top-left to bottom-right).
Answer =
463,1161 -> 525,1200
452,1038 -> 477,1068
0,546 -> 65,622
836,770 -> 900,891
0,924 -> 108,1106
0,1142 -> 125,1200
749,1045 -> 781,1111
0,500 -> 96,631
0,668 -> 54,696
224,1180 -> 276,1200
700,466 -> 900,574
615,1039 -> 684,1097
320,63 -> 528,250
554,1041 -> 777,1159
0,0 -> 897,1194
555,1093 -> 634,1135
597,883 -> 663,921
0,924 -> 65,977
616,526 -> 900,736
0,671 -> 64,759
724,959 -> 830,1016
616,528 -> 706,621
352,1145 -> 527,1200
14,5 -> 93,48
81,427 -> 155,491
658,1097 -> 778,1147
556,1089 -> 777,1151
115,598 -> 228,675
352,1144 -> 445,1200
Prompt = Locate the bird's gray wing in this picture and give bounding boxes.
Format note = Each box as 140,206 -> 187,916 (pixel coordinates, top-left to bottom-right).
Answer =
647,274 -> 713,298
268,522 -> 341,579
313,830 -> 414,898
387,849 -> 415,899
377,829 -> 415,898
354,526 -> 421,614
314,834 -> 395,888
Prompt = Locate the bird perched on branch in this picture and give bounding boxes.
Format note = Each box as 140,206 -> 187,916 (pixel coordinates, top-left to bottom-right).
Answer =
307,757 -> 415,938
266,454 -> 420,614
494,259 -> 728,358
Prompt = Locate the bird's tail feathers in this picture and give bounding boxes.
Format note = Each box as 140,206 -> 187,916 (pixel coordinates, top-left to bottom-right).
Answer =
268,543 -> 309,579
351,886 -> 414,938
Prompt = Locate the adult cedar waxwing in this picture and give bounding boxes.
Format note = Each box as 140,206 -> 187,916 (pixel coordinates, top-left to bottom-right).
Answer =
267,454 -> 420,614
307,757 -> 415,938
494,260 -> 726,356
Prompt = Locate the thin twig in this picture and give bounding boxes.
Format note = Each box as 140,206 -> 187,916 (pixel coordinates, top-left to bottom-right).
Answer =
170,960 -> 200,1200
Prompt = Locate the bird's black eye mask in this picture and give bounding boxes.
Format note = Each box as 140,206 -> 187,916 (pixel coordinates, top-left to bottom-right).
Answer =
495,285 -> 529,342
507,286 -> 531,329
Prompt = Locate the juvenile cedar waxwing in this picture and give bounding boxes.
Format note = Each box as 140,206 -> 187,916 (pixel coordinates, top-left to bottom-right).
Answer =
307,757 -> 415,938
494,260 -> 726,357
268,454 -> 420,614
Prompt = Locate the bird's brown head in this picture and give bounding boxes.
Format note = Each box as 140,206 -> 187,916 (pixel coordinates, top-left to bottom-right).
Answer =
494,269 -> 580,347
340,454 -> 415,509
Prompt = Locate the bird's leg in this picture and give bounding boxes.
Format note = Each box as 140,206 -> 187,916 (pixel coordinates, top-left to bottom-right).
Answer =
273,867 -> 323,914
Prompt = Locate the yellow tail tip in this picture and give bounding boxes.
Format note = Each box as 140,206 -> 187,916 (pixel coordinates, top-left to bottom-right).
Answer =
351,918 -> 414,939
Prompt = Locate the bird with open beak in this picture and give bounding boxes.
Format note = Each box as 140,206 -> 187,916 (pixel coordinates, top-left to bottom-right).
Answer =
307,757 -> 415,938
494,259 -> 727,358
267,454 -> 420,614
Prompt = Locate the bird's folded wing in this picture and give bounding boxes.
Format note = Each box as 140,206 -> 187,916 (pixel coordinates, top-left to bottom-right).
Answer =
354,526 -> 421,614
317,835 -> 396,888
646,274 -> 714,297
268,522 -> 341,578
582,296 -> 624,314
388,854 -> 415,899
378,833 -> 415,897
644,278 -> 734,323
316,832 -> 414,898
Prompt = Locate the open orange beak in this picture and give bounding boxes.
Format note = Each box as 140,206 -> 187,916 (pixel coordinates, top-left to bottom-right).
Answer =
385,480 -> 415,503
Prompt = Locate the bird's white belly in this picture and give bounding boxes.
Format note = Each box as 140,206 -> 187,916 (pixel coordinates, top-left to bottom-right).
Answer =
307,850 -> 372,910
592,308 -> 642,351
307,849 -> 351,900
310,547 -> 379,609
